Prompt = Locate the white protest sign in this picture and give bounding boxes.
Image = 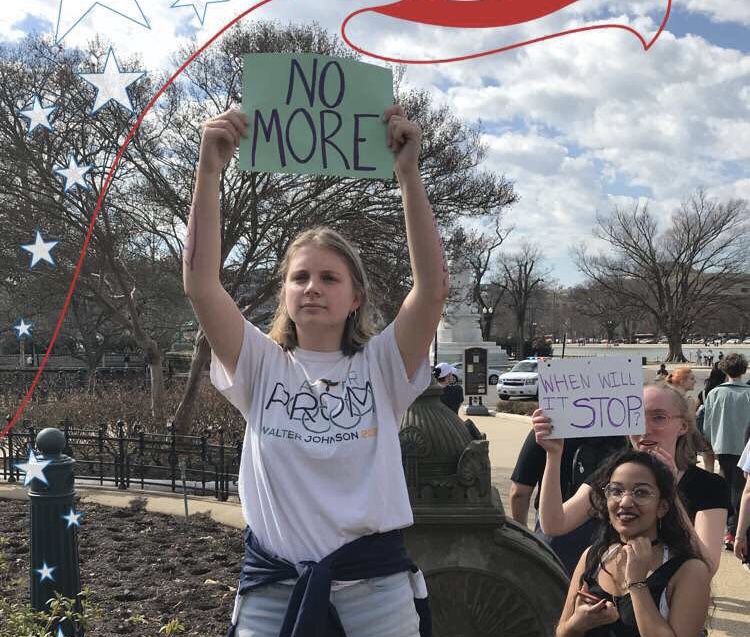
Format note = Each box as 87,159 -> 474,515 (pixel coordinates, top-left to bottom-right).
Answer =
539,357 -> 645,439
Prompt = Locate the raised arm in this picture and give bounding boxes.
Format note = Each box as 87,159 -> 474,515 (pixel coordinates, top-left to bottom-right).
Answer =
533,409 -> 593,536
693,508 -> 727,575
183,109 -> 247,378
386,105 -> 449,379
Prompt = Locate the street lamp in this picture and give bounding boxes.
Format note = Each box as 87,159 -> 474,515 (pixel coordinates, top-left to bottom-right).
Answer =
482,306 -> 494,340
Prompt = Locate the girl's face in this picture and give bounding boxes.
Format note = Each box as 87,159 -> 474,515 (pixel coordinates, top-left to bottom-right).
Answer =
630,386 -> 688,454
605,462 -> 667,540
679,372 -> 696,391
284,245 -> 359,337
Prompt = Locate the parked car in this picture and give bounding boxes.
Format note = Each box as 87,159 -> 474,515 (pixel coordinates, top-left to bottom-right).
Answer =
743,338 -> 750,344
496,358 -> 545,401
724,338 -> 740,344
452,362 -> 503,388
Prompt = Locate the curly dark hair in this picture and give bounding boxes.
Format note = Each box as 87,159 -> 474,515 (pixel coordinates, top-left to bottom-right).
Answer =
581,449 -> 703,585
719,353 -> 747,379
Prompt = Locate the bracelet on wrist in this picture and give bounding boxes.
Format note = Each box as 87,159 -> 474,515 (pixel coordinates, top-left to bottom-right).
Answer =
626,580 -> 649,590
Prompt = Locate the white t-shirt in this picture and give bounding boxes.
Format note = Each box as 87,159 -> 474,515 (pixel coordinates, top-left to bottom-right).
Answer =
210,320 -> 430,565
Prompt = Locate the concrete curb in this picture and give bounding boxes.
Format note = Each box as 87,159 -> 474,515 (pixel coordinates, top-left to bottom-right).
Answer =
0,481 -> 246,529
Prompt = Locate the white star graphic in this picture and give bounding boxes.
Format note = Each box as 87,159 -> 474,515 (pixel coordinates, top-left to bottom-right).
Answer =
35,561 -> 57,583
55,0 -> 150,44
15,449 -> 53,487
21,230 -> 59,269
18,96 -> 58,136
54,154 -> 93,192
79,47 -> 145,114
62,507 -> 84,529
170,0 -> 229,25
13,318 -> 33,339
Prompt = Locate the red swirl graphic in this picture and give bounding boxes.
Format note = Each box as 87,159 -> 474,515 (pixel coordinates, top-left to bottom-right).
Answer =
369,0 -> 581,28
342,0 -> 673,64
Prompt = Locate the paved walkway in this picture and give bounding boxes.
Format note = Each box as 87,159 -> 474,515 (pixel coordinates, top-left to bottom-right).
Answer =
2,410 -> 748,635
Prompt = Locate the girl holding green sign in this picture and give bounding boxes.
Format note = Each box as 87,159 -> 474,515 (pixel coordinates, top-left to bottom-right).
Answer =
184,103 -> 444,636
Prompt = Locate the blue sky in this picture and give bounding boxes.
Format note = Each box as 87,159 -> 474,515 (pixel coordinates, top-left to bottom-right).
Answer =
2,1 -> 748,287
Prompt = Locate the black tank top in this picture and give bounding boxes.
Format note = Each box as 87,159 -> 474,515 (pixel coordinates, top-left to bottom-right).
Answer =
582,552 -> 688,637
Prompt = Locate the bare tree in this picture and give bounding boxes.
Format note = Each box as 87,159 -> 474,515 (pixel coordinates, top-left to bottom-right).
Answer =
568,282 -> 646,342
0,36 -> 192,419
500,242 -> 549,359
575,189 -> 749,361
447,213 -> 515,340
123,22 -> 517,432
1,26 -> 518,429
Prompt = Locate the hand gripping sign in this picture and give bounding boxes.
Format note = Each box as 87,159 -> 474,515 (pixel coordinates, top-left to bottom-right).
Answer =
539,357 -> 645,439
342,0 -> 672,63
239,53 -> 394,179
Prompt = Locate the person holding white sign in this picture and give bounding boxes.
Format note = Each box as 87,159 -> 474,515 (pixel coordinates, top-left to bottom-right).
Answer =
533,382 -> 729,575
555,450 -> 710,637
184,103 -> 444,636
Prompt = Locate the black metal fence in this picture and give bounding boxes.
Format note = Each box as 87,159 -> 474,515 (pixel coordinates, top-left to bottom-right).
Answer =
1,418 -> 241,502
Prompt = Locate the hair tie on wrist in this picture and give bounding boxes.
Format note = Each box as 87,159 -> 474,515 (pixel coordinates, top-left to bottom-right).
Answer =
626,580 -> 649,590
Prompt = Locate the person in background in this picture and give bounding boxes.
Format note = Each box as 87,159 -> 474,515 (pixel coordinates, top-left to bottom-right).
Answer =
554,450 -> 711,637
695,366 -> 727,473
703,353 -> 750,551
666,368 -> 704,468
534,381 -> 729,576
666,368 -> 696,409
434,362 -> 463,413
656,363 -> 668,379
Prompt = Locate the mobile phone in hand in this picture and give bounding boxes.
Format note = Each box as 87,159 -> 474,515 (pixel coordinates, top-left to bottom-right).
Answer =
576,589 -> 603,604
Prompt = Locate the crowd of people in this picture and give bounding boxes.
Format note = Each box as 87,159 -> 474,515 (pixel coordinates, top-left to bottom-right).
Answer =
508,353 -> 750,636
185,100 -> 749,637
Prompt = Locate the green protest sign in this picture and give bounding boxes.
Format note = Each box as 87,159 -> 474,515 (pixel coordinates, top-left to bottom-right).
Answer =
239,53 -> 394,179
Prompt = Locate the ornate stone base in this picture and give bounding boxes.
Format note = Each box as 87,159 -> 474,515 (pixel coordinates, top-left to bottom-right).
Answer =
405,494 -> 568,637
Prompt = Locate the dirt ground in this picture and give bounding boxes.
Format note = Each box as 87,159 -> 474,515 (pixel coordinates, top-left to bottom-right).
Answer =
1,497 -> 244,636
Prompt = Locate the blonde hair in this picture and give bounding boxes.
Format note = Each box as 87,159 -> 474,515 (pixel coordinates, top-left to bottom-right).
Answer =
267,227 -> 378,356
643,381 -> 697,471
667,367 -> 693,388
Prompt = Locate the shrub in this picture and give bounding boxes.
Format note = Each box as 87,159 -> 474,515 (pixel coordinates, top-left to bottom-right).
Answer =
495,400 -> 537,416
1,380 -> 245,439
0,585 -> 99,637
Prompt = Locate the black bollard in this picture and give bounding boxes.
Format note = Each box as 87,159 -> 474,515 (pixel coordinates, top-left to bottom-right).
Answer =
28,427 -> 82,635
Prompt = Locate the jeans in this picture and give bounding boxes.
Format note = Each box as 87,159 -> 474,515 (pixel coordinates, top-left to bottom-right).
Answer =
235,572 -> 420,637
717,454 -> 742,535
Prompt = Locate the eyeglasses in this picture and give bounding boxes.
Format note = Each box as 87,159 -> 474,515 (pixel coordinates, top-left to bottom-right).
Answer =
644,411 -> 685,427
603,484 -> 658,504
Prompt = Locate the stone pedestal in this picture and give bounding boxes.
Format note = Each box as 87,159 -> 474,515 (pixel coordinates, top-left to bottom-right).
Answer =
432,261 -> 507,368
400,386 -> 568,636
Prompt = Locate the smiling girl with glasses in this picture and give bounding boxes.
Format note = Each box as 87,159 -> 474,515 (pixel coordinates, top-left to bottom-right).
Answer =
555,450 -> 710,637
533,381 -> 730,576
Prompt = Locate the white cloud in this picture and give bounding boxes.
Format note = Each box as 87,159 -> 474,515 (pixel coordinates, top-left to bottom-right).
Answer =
1,1 -> 747,287
683,0 -> 750,27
